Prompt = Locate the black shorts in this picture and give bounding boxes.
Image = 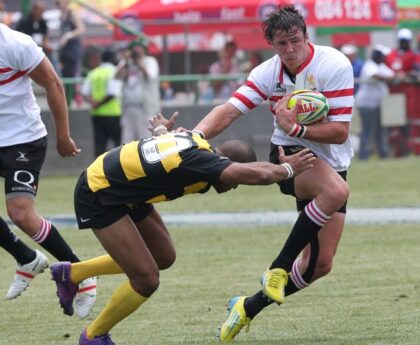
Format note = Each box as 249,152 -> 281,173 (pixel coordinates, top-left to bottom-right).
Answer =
269,143 -> 348,214
0,137 -> 47,199
74,172 -> 154,230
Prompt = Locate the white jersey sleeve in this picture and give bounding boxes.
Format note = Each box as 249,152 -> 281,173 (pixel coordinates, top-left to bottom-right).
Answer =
229,56 -> 279,114
320,56 -> 354,123
294,45 -> 354,124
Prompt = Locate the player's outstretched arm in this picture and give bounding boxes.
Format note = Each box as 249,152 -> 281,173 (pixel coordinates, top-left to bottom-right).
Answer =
194,102 -> 243,140
220,149 -> 315,186
29,57 -> 80,157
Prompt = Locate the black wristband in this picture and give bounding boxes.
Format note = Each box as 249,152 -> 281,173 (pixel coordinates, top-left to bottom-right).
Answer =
296,125 -> 307,138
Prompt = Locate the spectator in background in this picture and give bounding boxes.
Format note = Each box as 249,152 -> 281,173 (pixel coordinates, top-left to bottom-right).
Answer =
55,0 -> 85,103
356,45 -> 395,160
160,80 -> 174,102
209,40 -> 241,100
386,28 -> 417,78
81,48 -> 122,157
240,51 -> 264,74
15,1 -> 51,56
133,39 -> 161,118
386,28 -> 417,157
341,44 -> 364,94
415,34 -> 420,76
115,38 -> 160,142
0,0 -> 4,23
195,63 -> 214,103
0,0 -> 12,26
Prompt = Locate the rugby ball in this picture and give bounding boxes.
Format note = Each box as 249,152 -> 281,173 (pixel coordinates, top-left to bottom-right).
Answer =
287,89 -> 329,125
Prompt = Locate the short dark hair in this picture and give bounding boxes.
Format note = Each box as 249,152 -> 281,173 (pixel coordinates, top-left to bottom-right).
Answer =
262,5 -> 307,44
102,49 -> 115,64
225,40 -> 237,50
217,140 -> 257,163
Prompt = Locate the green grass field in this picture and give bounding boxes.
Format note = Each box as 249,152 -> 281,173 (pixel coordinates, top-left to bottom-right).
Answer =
0,156 -> 419,344
0,224 -> 419,345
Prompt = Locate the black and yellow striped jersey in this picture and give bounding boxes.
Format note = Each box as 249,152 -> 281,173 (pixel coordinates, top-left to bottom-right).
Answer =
85,132 -> 232,206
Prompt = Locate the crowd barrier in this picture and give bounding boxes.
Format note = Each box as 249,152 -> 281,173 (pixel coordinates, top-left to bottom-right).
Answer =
36,76 -> 419,175
40,104 -> 274,175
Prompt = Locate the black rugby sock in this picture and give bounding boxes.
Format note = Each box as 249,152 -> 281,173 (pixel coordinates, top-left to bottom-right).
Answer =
0,217 -> 36,265
244,291 -> 272,319
270,200 -> 330,271
32,219 -> 80,263
243,281 -> 307,319
245,238 -> 320,319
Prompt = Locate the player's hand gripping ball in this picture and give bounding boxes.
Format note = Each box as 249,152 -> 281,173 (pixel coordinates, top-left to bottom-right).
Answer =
287,89 -> 329,125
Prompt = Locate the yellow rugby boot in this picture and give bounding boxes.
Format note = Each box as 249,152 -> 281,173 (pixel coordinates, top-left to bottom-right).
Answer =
218,296 -> 251,342
261,268 -> 288,304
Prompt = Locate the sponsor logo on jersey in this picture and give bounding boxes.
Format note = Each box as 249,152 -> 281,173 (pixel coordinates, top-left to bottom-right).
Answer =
306,74 -> 317,90
275,82 -> 287,93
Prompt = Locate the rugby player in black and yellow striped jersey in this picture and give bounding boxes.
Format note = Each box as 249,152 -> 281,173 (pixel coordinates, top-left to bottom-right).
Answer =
50,127 -> 314,345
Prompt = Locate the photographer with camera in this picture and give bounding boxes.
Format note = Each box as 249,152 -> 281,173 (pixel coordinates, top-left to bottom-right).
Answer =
116,39 -> 161,143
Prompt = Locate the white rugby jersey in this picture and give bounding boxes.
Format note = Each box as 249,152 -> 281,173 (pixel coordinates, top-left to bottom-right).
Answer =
0,24 -> 46,147
229,43 -> 354,171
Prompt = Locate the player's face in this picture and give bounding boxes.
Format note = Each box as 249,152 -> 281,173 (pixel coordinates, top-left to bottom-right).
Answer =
271,27 -> 310,74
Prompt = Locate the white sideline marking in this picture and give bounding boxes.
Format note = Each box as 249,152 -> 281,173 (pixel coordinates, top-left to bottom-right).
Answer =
30,207 -> 420,227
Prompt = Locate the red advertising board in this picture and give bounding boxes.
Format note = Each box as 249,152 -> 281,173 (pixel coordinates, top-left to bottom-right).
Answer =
114,0 -> 397,38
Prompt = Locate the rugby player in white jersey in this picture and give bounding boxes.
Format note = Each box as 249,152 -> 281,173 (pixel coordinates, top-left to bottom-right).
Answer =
0,22 -> 95,317
191,5 -> 354,341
